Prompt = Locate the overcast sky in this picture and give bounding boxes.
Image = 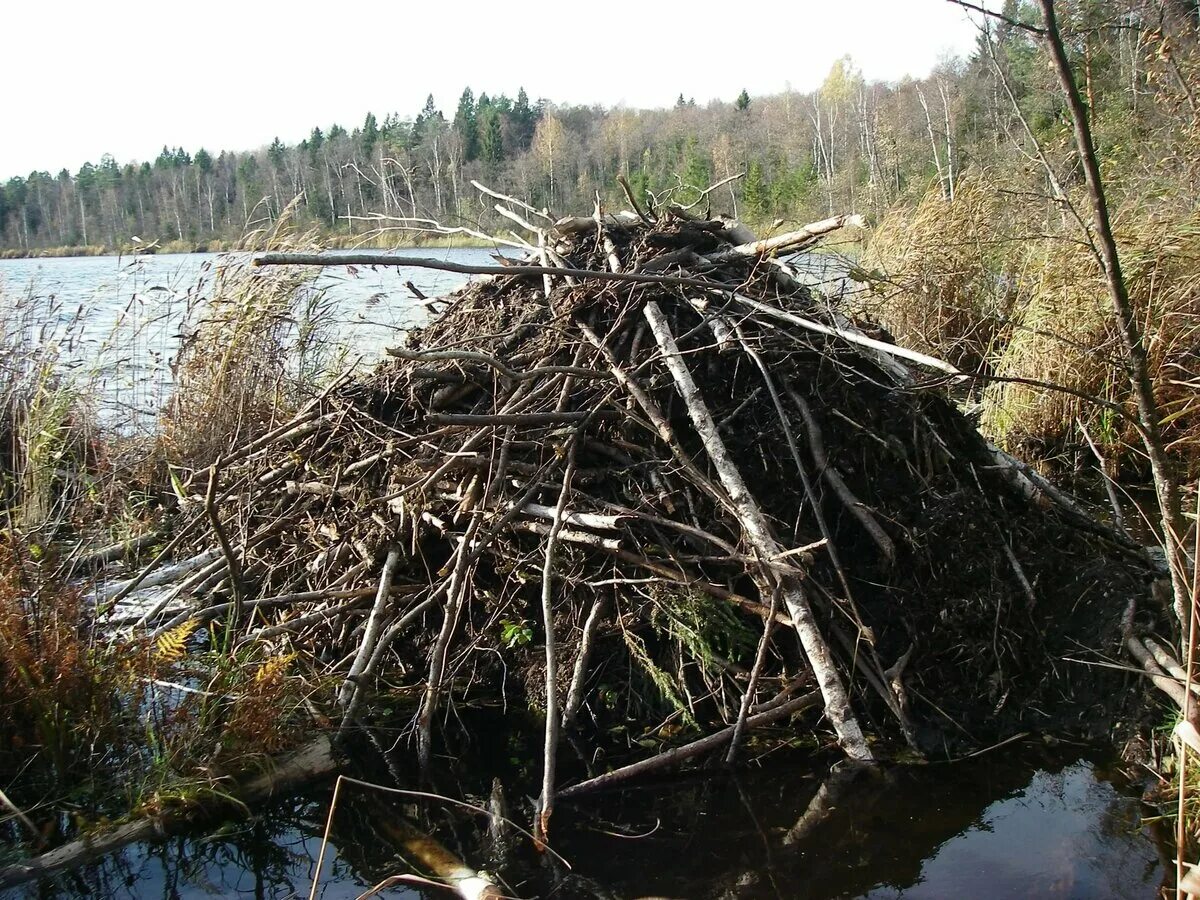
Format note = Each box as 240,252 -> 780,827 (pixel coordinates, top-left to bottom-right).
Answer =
0,0 -> 985,181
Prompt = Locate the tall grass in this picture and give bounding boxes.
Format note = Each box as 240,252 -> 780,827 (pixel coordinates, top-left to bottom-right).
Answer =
983,205 -> 1200,477
864,179 -> 1200,478
161,199 -> 344,467
859,175 -> 1026,376
0,200 -> 342,841
0,288 -> 96,538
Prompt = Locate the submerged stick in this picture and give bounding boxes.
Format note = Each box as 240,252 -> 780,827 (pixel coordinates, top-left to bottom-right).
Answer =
644,301 -> 874,762
558,691 -> 820,798
361,813 -> 505,900
0,737 -> 337,889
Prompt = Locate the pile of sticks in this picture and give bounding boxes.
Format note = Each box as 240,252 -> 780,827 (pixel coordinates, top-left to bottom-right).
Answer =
101,185 -> 1154,835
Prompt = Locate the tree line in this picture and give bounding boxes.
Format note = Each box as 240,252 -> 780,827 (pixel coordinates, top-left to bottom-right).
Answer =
0,0 -> 1195,251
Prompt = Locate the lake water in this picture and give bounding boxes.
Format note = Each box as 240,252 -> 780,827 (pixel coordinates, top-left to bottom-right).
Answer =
4,752 -> 1167,899
0,249 -> 495,431
0,248 -> 857,433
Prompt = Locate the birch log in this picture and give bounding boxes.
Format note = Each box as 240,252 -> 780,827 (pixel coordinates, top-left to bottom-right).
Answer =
643,301 -> 874,762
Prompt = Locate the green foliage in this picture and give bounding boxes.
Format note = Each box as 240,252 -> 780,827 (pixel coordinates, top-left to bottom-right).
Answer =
499,618 -> 532,648
680,139 -> 711,202
650,587 -> 756,676
621,628 -> 697,729
480,110 -> 504,168
743,160 -> 767,218
454,87 -> 479,161
735,89 -> 751,112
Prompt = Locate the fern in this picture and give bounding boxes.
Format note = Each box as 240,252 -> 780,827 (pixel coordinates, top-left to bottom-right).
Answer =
154,618 -> 199,665
621,628 -> 697,729
252,653 -> 296,685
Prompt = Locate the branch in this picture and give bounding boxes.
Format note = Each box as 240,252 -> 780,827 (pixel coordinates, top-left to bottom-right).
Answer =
386,347 -> 608,382
947,0 -> 1045,34
254,252 -> 751,295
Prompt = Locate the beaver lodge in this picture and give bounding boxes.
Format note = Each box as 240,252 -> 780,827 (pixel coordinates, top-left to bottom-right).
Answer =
2,182 -> 1175,891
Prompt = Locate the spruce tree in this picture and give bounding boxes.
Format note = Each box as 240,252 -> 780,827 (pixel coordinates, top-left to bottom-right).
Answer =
480,110 -> 504,168
454,88 -> 479,161
361,112 -> 380,157
743,160 -> 766,217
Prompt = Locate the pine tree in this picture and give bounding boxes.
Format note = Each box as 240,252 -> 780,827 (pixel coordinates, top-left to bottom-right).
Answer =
735,89 -> 751,112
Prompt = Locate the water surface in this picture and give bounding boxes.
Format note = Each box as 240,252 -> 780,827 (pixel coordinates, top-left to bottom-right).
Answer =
0,249 -> 493,430
4,753 -> 1165,899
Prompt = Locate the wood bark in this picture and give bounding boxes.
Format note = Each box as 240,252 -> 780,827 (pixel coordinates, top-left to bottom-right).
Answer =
643,301 -> 873,762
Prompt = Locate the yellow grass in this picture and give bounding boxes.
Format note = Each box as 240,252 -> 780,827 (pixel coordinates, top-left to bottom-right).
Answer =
859,175 -> 1026,375
983,206 -> 1200,477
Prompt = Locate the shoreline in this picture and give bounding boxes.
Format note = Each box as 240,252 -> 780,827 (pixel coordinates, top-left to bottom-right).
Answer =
0,234 -> 499,261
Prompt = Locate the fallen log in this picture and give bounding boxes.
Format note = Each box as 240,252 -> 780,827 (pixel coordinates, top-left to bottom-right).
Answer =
0,736 -> 338,890
644,300 -> 873,761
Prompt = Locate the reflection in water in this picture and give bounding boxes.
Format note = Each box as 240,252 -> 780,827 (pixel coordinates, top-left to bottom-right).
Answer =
4,754 -> 1163,900
553,755 -> 1162,899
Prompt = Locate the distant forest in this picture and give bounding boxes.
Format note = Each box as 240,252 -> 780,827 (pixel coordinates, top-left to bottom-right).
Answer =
0,0 -> 1196,251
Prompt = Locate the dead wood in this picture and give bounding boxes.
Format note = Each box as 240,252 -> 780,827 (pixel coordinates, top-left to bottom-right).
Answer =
83,184 -> 1162,832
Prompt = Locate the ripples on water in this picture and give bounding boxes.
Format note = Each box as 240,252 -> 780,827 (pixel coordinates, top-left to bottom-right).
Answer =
0,249 -> 498,432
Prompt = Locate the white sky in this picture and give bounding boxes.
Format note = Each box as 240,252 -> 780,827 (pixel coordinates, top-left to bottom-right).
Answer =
0,0 -> 984,181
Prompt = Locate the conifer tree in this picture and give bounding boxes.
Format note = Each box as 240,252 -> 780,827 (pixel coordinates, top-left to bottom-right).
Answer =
454,88 -> 480,161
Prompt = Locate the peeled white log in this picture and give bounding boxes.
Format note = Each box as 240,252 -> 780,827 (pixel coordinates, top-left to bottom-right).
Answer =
1127,634 -> 1188,708
90,548 -> 221,605
519,501 -> 625,531
644,301 -> 873,762
512,520 -> 622,550
729,291 -> 961,376
704,213 -> 867,262
369,812 -> 504,900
